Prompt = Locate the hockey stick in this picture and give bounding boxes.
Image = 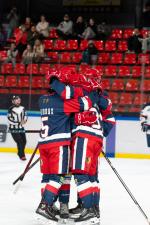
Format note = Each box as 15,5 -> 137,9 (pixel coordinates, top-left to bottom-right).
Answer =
13,157 -> 40,185
13,144 -> 39,186
0,130 -> 40,133
102,151 -> 150,225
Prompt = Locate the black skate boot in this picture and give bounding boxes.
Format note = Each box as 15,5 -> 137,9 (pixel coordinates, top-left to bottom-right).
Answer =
75,207 -> 95,222
94,205 -> 100,218
52,204 -> 60,216
69,203 -> 83,219
36,201 -> 58,222
60,203 -> 69,219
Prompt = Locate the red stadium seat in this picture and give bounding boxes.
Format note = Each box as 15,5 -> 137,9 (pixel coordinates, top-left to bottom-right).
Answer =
131,66 -> 141,77
111,79 -> 124,91
26,64 -> 39,74
67,40 -> 78,50
140,29 -> 148,37
5,75 -> 17,87
80,40 -> 88,50
104,65 -> 117,77
47,52 -> 59,62
39,64 -> 50,75
94,40 -> 104,51
60,52 -> 72,63
110,29 -> 123,39
93,65 -> 104,76
72,52 -> 82,63
32,76 -> 43,88
137,53 -> 150,64
118,66 -> 130,77
43,78 -> 50,88
125,79 -> 139,91
124,53 -> 137,64
101,79 -> 111,90
49,28 -> 59,38
10,89 -> 23,94
105,40 -> 116,51
0,88 -> 9,93
0,76 -> 4,87
43,40 -> 53,50
142,80 -> 150,91
54,40 -> 67,50
66,64 -> 77,72
123,28 -> 133,39
109,92 -> 119,104
13,63 -> 25,74
119,93 -> 133,105
133,93 -> 148,105
118,40 -> 128,52
129,106 -> 141,112
145,66 -> 150,78
111,53 -> 123,64
98,53 -> 110,64
0,51 -> 7,61
1,63 -> 13,74
53,64 -> 64,70
18,76 -> 30,88
79,64 -> 91,73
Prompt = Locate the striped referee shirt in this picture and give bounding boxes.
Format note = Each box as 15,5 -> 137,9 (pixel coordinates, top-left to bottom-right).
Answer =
7,105 -> 28,129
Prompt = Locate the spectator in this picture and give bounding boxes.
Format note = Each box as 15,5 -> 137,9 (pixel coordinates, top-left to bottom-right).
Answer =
33,39 -> 44,63
82,40 -> 98,65
139,31 -> 150,53
73,16 -> 86,45
36,15 -> 49,39
27,25 -> 40,47
97,21 -> 111,40
57,14 -> 73,39
6,7 -> 19,39
5,42 -> 18,67
22,44 -> 34,65
82,18 -> 97,40
16,25 -> 27,55
24,17 -> 33,32
127,28 -> 142,53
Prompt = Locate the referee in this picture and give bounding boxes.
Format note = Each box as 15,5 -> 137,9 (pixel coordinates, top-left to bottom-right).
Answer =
7,96 -> 28,160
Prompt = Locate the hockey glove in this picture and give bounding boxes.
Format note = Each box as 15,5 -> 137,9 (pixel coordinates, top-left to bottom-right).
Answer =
75,111 -> 97,126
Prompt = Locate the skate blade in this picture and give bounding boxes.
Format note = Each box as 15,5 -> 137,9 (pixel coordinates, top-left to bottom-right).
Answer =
58,218 -> 68,224
35,214 -> 57,225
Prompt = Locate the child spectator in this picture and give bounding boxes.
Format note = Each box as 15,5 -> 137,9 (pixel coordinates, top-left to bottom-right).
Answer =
36,15 -> 49,39
33,39 -> 44,63
57,14 -> 73,39
82,40 -> 98,65
22,44 -> 34,65
139,31 -> 150,53
5,42 -> 18,67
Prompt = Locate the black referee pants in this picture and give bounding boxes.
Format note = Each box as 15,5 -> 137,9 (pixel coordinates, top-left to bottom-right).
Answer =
11,132 -> 27,158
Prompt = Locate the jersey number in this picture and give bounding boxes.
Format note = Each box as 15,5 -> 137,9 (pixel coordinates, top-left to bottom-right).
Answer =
41,117 -> 49,138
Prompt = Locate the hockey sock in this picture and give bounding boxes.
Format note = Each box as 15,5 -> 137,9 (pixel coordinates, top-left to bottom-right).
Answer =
59,175 -> 71,204
89,175 -> 100,207
74,174 -> 93,209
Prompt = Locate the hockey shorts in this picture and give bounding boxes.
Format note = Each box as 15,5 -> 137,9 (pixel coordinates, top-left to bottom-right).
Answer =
71,136 -> 103,175
39,145 -> 70,174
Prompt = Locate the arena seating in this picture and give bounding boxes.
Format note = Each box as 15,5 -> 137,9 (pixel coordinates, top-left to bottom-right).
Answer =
0,27 -> 150,113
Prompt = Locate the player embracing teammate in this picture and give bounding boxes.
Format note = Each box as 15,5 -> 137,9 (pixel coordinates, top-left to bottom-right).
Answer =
36,67 -> 115,225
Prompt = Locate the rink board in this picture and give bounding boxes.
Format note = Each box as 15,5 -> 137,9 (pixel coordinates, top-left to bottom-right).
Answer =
0,112 -> 150,159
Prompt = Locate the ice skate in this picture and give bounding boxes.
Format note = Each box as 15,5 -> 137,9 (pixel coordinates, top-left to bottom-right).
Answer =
59,203 -> 69,220
75,207 -> 95,222
69,203 -> 83,219
36,201 -> 58,222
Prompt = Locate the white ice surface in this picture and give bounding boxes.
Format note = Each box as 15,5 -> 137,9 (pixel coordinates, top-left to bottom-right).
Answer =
0,153 -> 150,225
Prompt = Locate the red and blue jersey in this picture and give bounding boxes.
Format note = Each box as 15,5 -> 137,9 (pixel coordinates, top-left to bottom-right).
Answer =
51,79 -> 115,139
38,92 -> 92,148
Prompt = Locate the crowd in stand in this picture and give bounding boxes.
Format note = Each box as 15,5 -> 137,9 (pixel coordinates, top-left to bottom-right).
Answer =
1,7 -> 150,68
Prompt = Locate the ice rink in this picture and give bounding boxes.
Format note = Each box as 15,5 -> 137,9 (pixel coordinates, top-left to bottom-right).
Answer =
0,153 -> 150,225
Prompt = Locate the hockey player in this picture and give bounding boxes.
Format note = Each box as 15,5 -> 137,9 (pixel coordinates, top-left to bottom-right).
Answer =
49,68 -> 115,223
140,103 -> 150,147
35,70 -> 99,222
7,95 -> 27,160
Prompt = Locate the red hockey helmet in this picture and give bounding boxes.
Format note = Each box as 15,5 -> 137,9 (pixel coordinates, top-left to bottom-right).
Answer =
79,73 -> 92,92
